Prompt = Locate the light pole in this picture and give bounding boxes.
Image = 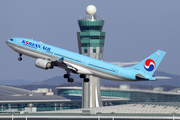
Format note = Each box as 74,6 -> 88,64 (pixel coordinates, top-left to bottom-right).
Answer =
25,112 -> 28,120
96,112 -> 102,120
111,112 -> 115,120
11,112 -> 14,120
172,112 -> 176,120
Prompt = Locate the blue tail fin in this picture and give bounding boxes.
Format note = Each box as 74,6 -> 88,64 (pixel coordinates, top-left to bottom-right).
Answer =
128,50 -> 166,76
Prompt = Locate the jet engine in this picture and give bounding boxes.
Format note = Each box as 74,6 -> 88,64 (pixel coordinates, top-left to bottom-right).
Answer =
35,58 -> 53,70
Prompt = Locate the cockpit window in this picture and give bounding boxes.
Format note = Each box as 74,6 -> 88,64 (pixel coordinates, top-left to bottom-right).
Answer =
10,39 -> 13,41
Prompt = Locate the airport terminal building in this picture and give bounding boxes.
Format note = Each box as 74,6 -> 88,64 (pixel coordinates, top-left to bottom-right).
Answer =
56,86 -> 180,106
1,84 -> 180,112
1,84 -> 180,120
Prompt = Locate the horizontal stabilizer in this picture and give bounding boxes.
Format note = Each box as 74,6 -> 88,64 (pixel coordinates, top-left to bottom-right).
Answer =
135,74 -> 149,80
155,76 -> 172,79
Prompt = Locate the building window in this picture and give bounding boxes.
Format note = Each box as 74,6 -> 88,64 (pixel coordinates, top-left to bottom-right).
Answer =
84,49 -> 87,53
93,49 -> 96,53
100,48 -> 103,53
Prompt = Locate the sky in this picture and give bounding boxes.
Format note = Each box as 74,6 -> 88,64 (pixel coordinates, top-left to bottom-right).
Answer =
0,0 -> 180,82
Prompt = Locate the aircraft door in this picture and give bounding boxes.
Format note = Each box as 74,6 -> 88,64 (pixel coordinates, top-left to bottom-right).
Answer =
16,39 -> 21,46
119,69 -> 124,76
85,61 -> 89,66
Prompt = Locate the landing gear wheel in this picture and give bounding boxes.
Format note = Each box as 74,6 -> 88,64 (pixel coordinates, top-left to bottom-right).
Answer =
68,78 -> 74,82
70,78 -> 74,82
84,78 -> 90,82
18,53 -> 22,61
64,74 -> 69,78
80,74 -> 89,82
18,57 -> 22,61
80,74 -> 85,78
64,72 -> 74,82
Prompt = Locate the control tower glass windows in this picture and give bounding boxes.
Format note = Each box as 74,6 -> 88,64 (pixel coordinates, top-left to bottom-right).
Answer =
81,36 -> 104,39
81,43 -> 104,47
79,32 -> 105,36
77,19 -> 105,60
78,20 -> 104,32
79,26 -> 103,32
81,40 -> 105,44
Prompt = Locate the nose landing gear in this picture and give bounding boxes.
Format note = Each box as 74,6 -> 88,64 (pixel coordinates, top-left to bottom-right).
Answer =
18,53 -> 22,61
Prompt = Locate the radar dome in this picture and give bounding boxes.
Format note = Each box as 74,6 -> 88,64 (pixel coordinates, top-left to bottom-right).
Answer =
86,5 -> 97,15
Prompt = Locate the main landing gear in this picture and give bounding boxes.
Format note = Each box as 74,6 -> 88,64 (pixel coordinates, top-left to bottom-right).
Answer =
80,74 -> 90,82
64,73 -> 74,82
18,53 -> 22,61
63,73 -> 90,83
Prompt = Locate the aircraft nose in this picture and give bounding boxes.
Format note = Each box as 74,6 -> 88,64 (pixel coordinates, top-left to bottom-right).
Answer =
6,39 -> 13,47
6,40 -> 10,46
6,40 -> 9,45
6,38 -> 14,44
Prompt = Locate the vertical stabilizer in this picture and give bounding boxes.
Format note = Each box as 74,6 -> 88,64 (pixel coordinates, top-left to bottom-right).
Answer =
128,50 -> 166,76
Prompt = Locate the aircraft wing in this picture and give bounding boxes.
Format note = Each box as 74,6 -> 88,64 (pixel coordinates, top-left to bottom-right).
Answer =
64,61 -> 92,75
109,62 -> 139,66
52,57 -> 92,75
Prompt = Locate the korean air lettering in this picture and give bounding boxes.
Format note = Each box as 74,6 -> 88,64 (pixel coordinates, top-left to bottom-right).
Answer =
22,40 -> 51,51
43,46 -> 51,51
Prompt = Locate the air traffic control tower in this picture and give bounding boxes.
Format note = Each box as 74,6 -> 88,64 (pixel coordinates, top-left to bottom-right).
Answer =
77,5 -> 105,108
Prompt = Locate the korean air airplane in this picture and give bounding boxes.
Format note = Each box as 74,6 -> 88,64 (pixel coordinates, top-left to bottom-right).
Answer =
6,37 -> 166,83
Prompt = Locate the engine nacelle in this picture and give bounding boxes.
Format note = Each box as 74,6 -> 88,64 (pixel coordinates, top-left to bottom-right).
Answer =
35,58 -> 53,70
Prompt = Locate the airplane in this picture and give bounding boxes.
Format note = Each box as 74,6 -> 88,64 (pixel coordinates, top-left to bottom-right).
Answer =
6,37 -> 166,83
